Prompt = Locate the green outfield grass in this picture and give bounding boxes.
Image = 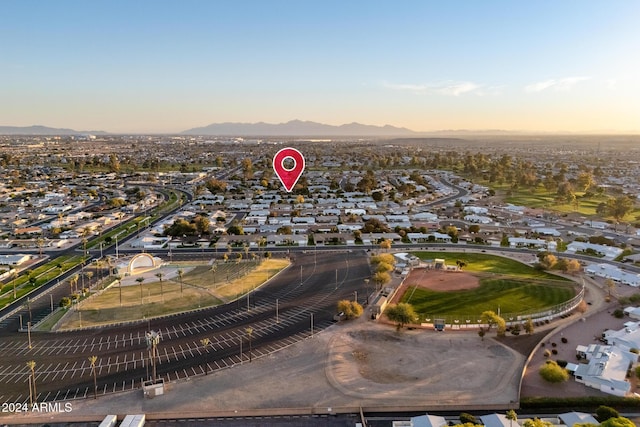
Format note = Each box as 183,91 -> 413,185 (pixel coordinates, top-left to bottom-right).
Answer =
402,278 -> 575,318
405,252 -> 577,320
413,251 -> 570,281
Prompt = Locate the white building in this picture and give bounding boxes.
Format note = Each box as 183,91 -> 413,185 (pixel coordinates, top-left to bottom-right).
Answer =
584,263 -> 640,286
573,344 -> 635,396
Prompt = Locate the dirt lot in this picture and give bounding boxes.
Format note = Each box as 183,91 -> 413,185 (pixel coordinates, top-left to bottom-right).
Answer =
404,268 -> 480,291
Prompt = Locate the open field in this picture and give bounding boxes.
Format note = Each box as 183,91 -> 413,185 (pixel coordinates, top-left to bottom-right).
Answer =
56,259 -> 290,329
413,251 -> 570,280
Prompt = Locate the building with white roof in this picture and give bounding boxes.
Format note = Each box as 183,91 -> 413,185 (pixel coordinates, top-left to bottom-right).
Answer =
558,412 -> 599,427
602,321 -> 640,351
573,344 -> 635,396
566,242 -> 623,260
584,263 -> 640,286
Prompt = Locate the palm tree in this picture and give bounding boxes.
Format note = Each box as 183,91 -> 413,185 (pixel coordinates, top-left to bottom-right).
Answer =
200,338 -> 211,375
506,410 -> 517,427
136,277 -> 145,305
245,327 -> 253,362
88,355 -> 98,399
155,272 -> 164,302
26,360 -> 37,405
177,269 -> 184,294
70,274 -> 79,294
85,271 -> 94,291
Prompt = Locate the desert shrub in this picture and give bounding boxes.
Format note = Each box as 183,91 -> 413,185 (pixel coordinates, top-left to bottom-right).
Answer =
552,349 -> 558,355
556,360 -> 568,368
551,342 -> 557,347
539,360 -> 569,383
561,337 -> 568,344
459,413 -> 479,425
613,309 -> 624,319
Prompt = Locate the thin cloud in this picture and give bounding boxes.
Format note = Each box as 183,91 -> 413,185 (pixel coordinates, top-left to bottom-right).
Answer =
524,76 -> 591,93
383,80 -> 483,96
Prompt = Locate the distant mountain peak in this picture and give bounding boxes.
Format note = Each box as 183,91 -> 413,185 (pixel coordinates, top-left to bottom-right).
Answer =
181,120 -> 417,136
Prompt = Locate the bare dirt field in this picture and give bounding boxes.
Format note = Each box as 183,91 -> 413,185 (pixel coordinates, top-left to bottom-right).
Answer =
404,268 -> 480,292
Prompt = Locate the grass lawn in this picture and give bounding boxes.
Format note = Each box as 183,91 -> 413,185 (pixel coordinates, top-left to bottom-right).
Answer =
56,258 -> 290,329
413,251 -> 570,281
403,278 -> 575,321
406,252 -> 576,321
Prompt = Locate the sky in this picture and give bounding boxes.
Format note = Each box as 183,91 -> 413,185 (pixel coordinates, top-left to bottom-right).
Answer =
1,0 -> 639,134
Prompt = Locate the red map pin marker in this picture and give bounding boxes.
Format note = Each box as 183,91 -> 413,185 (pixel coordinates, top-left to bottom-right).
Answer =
273,147 -> 305,192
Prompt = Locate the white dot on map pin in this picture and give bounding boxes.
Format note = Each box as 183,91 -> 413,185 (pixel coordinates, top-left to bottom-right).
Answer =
273,147 -> 305,192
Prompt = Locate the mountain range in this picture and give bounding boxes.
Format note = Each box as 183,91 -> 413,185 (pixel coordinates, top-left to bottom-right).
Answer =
0,125 -> 106,135
181,120 -> 417,136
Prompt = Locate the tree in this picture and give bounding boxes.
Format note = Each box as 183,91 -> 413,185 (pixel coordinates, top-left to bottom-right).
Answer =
606,195 -> 634,224
506,410 -> 518,427
478,327 -> 485,341
379,239 -> 392,251
88,355 -> 98,399
336,300 -> 364,320
226,224 -> 245,235
539,360 -> 569,383
385,303 -> 417,330
460,413 -> 479,425
524,317 -> 535,335
599,418 -> 635,427
194,215 -> 210,235
375,262 -> 393,273
540,253 -> 557,270
566,259 -> 581,275
372,271 -> 391,289
481,310 -> 506,336
468,224 -> 480,234
136,277 -> 145,305
596,406 -> 620,422
523,418 -> 554,427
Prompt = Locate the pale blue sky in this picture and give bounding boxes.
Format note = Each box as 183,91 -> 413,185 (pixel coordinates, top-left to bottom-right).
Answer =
1,1 -> 639,133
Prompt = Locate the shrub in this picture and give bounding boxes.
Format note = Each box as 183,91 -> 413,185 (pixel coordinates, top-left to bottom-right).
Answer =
556,360 -> 568,368
539,360 -> 569,383
551,342 -> 557,347
543,349 -> 551,358
561,337 -> 568,344
613,309 -> 625,319
459,413 -> 479,425
59,297 -> 71,308
552,349 -> 558,355
596,406 -> 620,422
